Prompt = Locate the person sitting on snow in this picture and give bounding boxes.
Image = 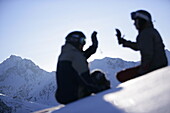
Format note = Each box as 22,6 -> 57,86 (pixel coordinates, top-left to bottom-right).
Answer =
115,10 -> 168,83
55,31 -> 110,104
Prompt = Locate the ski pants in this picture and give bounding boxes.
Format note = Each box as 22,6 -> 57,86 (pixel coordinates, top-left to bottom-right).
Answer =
116,66 -> 140,83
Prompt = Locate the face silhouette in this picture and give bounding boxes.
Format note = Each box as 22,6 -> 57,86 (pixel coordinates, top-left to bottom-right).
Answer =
134,19 -> 140,30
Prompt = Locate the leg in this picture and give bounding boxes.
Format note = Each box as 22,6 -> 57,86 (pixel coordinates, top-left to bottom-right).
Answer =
116,66 -> 140,83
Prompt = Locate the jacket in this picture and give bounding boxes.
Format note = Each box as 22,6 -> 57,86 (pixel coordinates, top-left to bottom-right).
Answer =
55,43 -> 99,104
123,25 -> 168,75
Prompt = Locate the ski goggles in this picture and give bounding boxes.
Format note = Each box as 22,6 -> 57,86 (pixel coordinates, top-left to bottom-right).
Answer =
79,37 -> 86,45
70,34 -> 86,45
131,12 -> 150,21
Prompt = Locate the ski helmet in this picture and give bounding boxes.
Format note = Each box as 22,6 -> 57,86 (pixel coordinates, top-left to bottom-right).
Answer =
66,31 -> 86,46
131,10 -> 152,22
91,70 -> 111,92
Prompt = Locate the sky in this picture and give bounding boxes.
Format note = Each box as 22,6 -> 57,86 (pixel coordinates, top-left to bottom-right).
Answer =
0,0 -> 170,72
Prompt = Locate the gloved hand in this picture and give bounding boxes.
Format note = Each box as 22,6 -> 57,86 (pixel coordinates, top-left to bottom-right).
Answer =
115,29 -> 126,45
91,31 -> 98,47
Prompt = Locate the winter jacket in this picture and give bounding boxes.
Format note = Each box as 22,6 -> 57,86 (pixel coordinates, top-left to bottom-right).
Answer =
123,26 -> 168,75
55,43 -> 99,104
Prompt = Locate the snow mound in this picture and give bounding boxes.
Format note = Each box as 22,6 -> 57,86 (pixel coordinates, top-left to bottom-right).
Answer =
44,66 -> 170,113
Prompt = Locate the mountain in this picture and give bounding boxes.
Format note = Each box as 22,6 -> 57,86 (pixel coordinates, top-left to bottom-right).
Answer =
0,49 -> 170,112
0,55 -> 58,112
90,49 -> 170,86
89,57 -> 139,87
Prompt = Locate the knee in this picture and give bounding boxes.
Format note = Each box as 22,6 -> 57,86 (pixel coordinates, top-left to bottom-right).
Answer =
116,71 -> 126,83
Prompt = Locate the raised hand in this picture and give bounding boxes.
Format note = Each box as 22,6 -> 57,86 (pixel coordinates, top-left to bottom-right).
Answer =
115,29 -> 125,45
91,31 -> 98,46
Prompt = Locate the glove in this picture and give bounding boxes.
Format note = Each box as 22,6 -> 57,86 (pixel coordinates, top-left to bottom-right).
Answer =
115,29 -> 126,45
91,31 -> 98,47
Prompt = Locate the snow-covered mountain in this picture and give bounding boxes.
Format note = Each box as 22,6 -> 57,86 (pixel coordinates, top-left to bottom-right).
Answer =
0,49 -> 170,113
89,57 -> 139,87
90,49 -> 170,86
0,55 -> 58,112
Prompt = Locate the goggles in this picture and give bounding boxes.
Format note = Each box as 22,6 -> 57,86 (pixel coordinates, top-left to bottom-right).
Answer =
70,34 -> 86,45
79,37 -> 86,45
131,12 -> 150,21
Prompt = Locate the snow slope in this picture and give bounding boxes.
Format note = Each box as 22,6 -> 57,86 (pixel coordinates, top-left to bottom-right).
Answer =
166,49 -> 170,65
0,93 -> 50,113
43,66 -> 170,113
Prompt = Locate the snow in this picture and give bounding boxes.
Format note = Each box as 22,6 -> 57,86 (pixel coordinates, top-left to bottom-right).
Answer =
49,66 -> 170,113
0,94 -> 50,113
0,50 -> 170,113
0,55 -> 58,112
89,57 -> 139,87
166,49 -> 170,65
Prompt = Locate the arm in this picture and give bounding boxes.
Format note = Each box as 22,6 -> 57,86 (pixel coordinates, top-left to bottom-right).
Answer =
122,40 -> 139,51
84,31 -> 98,59
72,51 -> 100,93
115,29 -> 139,51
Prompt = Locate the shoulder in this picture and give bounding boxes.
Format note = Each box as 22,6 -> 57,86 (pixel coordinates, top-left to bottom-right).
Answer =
59,43 -> 82,61
142,27 -> 154,34
65,44 -> 86,64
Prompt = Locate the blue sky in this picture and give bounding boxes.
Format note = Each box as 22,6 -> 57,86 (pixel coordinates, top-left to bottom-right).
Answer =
0,0 -> 170,72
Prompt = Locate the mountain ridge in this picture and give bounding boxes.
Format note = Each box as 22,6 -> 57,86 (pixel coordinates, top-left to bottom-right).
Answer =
0,55 -> 58,108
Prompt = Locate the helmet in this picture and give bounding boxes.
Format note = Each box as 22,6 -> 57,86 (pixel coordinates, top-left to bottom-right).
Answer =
131,10 -> 152,22
91,70 -> 111,90
66,31 -> 86,45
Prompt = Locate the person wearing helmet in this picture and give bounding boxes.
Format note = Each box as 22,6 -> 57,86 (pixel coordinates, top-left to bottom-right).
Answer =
115,10 -> 168,83
55,31 -> 108,104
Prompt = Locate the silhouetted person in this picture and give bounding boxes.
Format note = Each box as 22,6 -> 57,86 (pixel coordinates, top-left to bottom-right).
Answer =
55,31 -> 110,104
115,10 -> 168,83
